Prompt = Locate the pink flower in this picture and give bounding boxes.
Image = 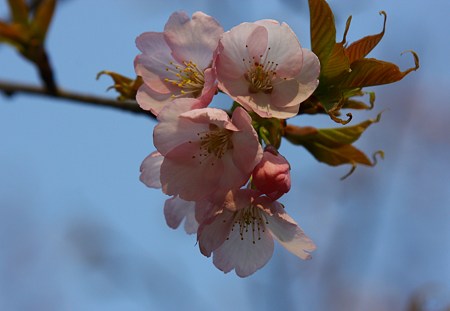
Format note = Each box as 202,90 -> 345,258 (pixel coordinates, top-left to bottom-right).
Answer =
252,145 -> 291,200
216,20 -> 320,119
153,99 -> 263,201
197,189 -> 315,277
134,11 -> 223,115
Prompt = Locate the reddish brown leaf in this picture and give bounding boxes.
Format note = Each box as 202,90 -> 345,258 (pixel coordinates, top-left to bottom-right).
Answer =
321,42 -> 350,79
345,11 -> 387,63
342,91 -> 375,110
308,0 -> 336,65
284,113 -> 383,177
339,51 -> 419,89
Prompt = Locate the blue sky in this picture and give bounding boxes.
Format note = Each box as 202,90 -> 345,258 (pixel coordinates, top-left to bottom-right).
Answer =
1,0 -> 450,310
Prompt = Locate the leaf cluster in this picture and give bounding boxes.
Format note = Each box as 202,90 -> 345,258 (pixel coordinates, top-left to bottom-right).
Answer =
284,0 -> 419,178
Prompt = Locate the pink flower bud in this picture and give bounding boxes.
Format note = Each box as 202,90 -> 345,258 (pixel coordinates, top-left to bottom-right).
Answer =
252,146 -> 291,200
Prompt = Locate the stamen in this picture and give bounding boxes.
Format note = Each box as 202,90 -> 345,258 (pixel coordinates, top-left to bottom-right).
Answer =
243,45 -> 277,94
192,126 -> 234,165
198,127 -> 233,159
231,205 -> 267,244
164,60 -> 205,97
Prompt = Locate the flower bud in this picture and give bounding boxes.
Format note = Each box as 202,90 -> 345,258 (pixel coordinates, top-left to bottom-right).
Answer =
252,145 -> 291,200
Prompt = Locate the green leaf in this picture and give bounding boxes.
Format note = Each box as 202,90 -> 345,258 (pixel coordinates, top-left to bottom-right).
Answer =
308,0 -> 336,66
7,0 -> 29,25
342,91 -> 375,110
317,112 -> 381,145
31,0 -> 56,41
284,113 -> 383,178
97,71 -> 142,101
345,11 -> 387,63
339,51 -> 419,89
321,42 -> 350,80
320,16 -> 352,80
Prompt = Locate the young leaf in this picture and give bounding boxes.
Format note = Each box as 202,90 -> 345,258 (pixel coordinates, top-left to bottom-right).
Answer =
345,11 -> 387,63
339,51 -> 419,89
320,16 -> 352,80
284,113 -> 383,177
342,91 -> 375,110
308,0 -> 336,65
306,0 -> 419,123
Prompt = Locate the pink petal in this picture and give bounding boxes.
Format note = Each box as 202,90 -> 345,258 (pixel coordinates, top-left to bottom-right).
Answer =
135,32 -> 176,94
237,92 -> 272,118
153,99 -> 207,155
245,25 -> 268,64
160,142 -> 224,201
255,20 -> 303,78
196,67 -> 217,106
164,196 -> 198,234
197,208 -> 235,257
212,221 -> 274,277
139,151 -> 163,189
180,107 -> 236,131
216,23 -> 267,79
270,78 -> 303,108
136,83 -> 173,116
164,11 -> 223,70
195,196 -> 225,225
263,200 -> 316,260
215,153 -> 253,196
222,189 -> 260,212
230,107 -> 263,172
294,48 -> 320,103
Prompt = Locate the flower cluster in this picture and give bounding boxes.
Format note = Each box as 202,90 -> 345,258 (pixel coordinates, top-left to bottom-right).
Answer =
135,11 -> 318,277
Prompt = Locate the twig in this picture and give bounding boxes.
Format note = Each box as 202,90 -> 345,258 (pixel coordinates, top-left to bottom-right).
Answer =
0,79 -> 154,118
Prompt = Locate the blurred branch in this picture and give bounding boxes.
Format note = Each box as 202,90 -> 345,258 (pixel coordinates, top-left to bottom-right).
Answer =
0,79 -> 153,118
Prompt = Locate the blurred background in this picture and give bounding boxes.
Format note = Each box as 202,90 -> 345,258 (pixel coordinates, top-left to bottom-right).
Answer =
1,0 -> 449,310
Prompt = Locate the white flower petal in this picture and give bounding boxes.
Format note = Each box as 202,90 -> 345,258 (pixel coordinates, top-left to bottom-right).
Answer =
295,48 -> 320,103
254,20 -> 303,77
212,221 -> 274,277
164,11 -> 224,69
136,83 -> 173,116
139,151 -> 163,189
264,201 -> 316,260
197,208 -> 235,257
164,196 -> 197,234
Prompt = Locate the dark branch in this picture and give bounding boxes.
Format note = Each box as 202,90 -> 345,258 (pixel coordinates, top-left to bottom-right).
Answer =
0,79 -> 155,118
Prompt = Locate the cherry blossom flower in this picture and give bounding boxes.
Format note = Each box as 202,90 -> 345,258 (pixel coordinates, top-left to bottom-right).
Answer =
153,99 -> 263,201
135,11 -> 223,115
252,145 -> 291,200
197,189 -> 315,277
216,19 -> 320,119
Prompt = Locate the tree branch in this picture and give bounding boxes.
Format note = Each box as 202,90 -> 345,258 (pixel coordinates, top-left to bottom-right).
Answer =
0,79 -> 154,118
